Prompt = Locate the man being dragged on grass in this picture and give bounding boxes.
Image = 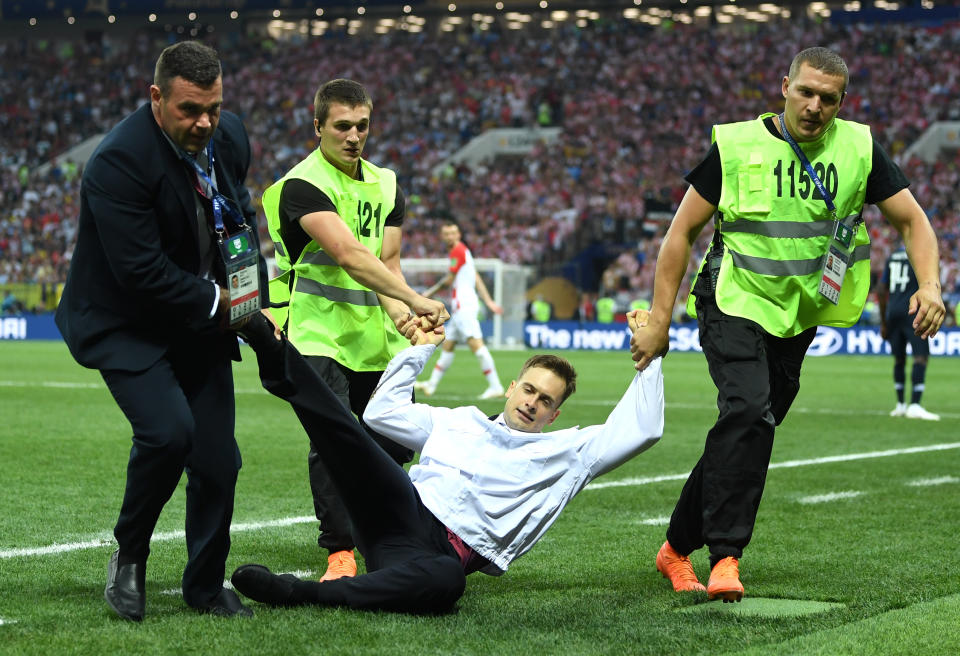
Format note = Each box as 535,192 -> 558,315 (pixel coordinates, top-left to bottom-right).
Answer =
230,309 -> 665,614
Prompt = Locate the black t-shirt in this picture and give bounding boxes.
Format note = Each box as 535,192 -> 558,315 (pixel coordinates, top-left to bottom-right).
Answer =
278,163 -> 405,264
685,115 -> 909,207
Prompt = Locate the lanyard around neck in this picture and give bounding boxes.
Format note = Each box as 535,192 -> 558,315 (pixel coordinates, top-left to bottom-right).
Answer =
182,142 -> 246,234
777,113 -> 837,217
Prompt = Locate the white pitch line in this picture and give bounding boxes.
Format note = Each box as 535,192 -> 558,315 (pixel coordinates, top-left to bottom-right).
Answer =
0,618 -> 17,626
907,475 -> 960,487
3,443 -> 959,560
635,516 -> 671,526
3,378 -> 958,416
0,537 -> 115,559
798,491 -> 863,504
444,395 -> 960,418
0,380 -> 268,395
0,380 -> 102,390
0,516 -> 316,560
586,441 -> 960,490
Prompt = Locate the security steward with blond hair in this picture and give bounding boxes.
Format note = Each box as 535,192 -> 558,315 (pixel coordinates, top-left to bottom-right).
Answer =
630,47 -> 944,602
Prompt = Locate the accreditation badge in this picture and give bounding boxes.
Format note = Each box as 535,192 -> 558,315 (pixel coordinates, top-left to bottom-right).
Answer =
818,245 -> 848,305
218,225 -> 262,323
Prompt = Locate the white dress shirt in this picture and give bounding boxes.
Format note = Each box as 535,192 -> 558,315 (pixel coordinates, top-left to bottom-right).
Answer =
363,344 -> 664,575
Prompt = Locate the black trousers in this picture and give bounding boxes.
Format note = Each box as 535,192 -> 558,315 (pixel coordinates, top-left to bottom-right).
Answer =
100,339 -> 239,608
252,333 -> 466,613
666,280 -> 815,563
304,355 -> 413,553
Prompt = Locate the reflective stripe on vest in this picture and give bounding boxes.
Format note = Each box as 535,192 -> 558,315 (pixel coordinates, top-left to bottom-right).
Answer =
722,214 -> 859,239
295,277 -> 380,306
301,251 -> 338,266
729,243 -> 871,277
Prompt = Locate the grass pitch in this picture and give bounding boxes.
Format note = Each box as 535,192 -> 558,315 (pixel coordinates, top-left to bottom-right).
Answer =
0,340 -> 957,655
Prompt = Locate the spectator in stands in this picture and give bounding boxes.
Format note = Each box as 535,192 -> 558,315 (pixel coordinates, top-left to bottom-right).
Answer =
2,19 -> 959,309
1,289 -> 21,314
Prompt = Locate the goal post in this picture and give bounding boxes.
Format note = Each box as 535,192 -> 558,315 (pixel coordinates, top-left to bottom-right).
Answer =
400,258 -> 531,349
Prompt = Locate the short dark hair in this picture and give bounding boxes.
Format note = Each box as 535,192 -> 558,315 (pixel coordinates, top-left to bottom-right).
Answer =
314,79 -> 373,125
154,41 -> 221,96
518,354 -> 578,406
789,47 -> 849,94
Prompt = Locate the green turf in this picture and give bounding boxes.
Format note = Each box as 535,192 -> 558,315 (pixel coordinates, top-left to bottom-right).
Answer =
0,340 -> 957,655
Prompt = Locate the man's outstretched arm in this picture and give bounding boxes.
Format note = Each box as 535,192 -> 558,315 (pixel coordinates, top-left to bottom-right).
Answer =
580,310 -> 665,477
363,320 -> 447,452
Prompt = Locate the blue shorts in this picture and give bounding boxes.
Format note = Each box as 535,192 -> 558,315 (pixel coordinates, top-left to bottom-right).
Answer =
887,313 -> 929,357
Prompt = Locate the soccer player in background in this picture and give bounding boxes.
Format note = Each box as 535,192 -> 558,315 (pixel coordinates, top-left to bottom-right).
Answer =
415,221 -> 505,399
877,243 -> 940,420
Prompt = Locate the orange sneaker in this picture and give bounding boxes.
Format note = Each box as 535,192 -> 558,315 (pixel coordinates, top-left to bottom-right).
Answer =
707,557 -> 744,602
319,550 -> 357,582
656,541 -> 706,592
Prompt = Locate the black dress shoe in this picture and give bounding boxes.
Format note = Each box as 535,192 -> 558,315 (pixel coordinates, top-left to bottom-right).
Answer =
196,588 -> 254,618
231,564 -> 302,606
104,549 -> 145,622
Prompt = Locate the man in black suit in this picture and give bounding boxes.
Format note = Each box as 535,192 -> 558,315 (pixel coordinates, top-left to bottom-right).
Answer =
55,41 -> 268,620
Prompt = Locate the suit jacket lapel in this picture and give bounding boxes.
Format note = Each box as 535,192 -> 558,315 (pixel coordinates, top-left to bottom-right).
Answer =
153,123 -> 202,247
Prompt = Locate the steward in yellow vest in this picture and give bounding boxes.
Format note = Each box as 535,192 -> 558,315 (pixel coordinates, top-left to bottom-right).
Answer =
630,298 -> 651,313
261,79 -> 447,582
530,297 -> 552,322
685,113 -> 872,337
595,297 -> 615,323
628,48 -> 944,600
263,148 -> 406,370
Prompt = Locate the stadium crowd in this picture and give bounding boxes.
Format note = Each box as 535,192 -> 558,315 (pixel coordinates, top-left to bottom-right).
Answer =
1,16 -> 959,317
